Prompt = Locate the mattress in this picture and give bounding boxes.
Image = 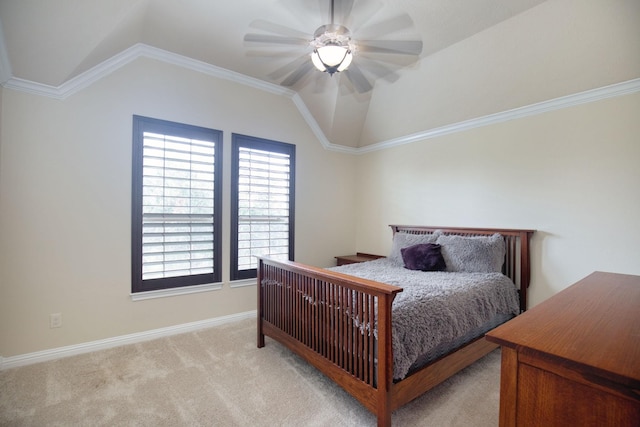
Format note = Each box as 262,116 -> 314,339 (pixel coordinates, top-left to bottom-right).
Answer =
330,258 -> 520,380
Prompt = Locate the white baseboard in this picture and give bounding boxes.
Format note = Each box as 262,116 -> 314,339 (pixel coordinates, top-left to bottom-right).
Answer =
0,310 -> 257,371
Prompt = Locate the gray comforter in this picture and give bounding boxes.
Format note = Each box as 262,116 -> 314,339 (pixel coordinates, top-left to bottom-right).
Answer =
330,258 -> 519,379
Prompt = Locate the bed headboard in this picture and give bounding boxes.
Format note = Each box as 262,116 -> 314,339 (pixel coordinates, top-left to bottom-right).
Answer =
390,225 -> 535,312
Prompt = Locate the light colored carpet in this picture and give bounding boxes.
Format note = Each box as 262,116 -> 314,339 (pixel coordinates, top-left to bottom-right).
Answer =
0,318 -> 501,426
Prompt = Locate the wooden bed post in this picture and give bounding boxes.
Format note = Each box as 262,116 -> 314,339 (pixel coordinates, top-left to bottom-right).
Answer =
376,292 -> 396,427
257,258 -> 265,348
519,230 -> 534,312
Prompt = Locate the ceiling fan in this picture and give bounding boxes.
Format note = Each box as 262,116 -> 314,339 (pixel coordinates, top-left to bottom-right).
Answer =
244,0 -> 423,93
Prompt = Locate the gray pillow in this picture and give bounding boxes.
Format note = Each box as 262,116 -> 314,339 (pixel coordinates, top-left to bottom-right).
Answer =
388,231 -> 441,265
436,233 -> 505,273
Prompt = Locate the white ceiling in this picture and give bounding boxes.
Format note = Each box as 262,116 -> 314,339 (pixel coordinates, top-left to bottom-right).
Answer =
0,0 -> 548,148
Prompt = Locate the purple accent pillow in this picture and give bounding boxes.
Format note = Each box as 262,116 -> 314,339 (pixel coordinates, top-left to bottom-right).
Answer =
400,243 -> 447,272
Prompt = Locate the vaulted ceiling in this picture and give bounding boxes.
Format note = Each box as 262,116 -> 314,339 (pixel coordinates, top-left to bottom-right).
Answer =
0,0 -> 555,148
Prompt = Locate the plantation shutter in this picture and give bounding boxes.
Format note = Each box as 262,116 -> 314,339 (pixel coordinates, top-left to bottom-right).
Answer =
132,116 -> 222,293
231,135 -> 295,280
142,132 -> 216,279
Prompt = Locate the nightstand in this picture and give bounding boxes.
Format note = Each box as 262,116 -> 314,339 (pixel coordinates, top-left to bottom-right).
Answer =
335,252 -> 385,266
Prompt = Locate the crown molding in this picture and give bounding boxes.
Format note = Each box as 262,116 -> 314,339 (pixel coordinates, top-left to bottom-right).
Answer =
1,43 -> 294,100
1,41 -> 638,154
356,78 -> 640,154
290,93 -> 359,154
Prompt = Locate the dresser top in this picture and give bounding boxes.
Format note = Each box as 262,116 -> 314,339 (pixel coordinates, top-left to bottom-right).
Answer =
487,271 -> 640,385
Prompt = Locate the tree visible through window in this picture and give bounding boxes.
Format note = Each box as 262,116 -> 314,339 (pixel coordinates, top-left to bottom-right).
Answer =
132,116 -> 222,293
231,134 -> 295,280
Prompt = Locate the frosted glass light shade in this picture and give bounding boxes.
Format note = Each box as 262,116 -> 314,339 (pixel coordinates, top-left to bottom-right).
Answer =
311,45 -> 352,74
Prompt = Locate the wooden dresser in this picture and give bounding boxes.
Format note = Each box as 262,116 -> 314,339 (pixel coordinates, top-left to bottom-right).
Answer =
486,271 -> 640,427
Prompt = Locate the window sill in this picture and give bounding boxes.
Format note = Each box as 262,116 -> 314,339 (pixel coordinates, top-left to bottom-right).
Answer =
131,282 -> 223,301
229,278 -> 257,288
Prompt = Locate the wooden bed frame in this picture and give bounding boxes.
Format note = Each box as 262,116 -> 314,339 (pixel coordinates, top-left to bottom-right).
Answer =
257,225 -> 535,427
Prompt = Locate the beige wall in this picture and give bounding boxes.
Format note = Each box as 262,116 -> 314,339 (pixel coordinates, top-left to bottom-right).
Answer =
1,0 -> 639,361
2,71 -> 639,362
354,92 -> 640,308
0,58 -> 358,357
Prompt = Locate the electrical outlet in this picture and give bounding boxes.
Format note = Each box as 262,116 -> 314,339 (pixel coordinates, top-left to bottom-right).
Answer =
50,313 -> 62,328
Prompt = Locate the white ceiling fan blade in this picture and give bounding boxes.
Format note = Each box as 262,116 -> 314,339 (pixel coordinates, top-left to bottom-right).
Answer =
312,71 -> 330,94
246,48 -> 309,58
333,0 -> 355,24
279,0 -> 325,27
248,19 -> 311,39
268,55 -> 311,80
357,51 -> 421,69
281,61 -> 315,87
355,57 -> 400,83
357,39 -> 423,55
244,33 -> 310,46
339,0 -> 382,30
343,63 -> 373,93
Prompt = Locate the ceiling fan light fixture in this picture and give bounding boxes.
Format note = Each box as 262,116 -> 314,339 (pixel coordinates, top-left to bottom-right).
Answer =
310,24 -> 354,75
243,0 -> 422,93
311,45 -> 352,74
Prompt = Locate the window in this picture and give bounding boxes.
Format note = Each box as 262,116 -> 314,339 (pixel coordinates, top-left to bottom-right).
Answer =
132,116 -> 222,293
231,134 -> 295,280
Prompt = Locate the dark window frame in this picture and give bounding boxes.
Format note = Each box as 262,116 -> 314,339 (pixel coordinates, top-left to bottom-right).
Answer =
230,134 -> 295,281
131,115 -> 223,293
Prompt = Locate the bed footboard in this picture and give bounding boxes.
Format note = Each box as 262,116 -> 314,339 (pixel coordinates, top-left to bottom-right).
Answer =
257,257 -> 402,425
